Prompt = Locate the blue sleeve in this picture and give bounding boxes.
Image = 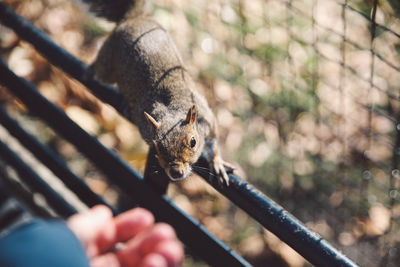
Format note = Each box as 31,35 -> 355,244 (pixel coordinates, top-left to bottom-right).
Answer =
0,219 -> 89,267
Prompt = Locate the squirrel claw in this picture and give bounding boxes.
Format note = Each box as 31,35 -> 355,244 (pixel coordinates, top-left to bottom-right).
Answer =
213,156 -> 232,186
222,161 -> 235,174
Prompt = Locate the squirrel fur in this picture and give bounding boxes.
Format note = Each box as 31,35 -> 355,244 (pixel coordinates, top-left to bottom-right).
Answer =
86,0 -> 232,184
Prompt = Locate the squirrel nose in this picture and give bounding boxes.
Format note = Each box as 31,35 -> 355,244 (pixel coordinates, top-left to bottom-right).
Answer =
169,168 -> 184,179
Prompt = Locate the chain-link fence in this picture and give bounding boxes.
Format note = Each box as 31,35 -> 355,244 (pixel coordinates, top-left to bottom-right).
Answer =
1,0 -> 400,266
245,0 -> 400,266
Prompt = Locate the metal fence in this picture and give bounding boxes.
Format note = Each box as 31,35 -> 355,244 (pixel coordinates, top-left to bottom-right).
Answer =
1,0 -> 399,266
0,1 -> 360,266
269,1 -> 400,266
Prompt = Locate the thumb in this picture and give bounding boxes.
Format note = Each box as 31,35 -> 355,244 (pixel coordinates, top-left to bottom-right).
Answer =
68,205 -> 113,257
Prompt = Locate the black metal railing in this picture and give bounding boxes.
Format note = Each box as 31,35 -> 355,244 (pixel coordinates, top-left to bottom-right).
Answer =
0,58 -> 249,267
0,2 -> 359,267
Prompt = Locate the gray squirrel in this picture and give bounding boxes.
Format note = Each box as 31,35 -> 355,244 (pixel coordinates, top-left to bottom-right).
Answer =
86,0 -> 233,184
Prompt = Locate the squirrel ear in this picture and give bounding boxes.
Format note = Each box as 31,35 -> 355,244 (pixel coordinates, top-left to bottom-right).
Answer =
144,112 -> 160,130
185,105 -> 197,125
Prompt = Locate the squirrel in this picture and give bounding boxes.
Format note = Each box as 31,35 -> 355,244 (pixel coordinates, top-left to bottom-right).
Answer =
84,0 -> 233,185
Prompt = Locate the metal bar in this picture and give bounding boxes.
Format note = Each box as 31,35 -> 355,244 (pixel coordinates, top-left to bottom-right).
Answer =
0,4 -> 359,266
143,146 -> 170,195
0,163 -> 52,219
193,157 -> 359,267
0,139 -> 77,218
0,105 -> 115,213
0,2 -> 126,114
337,0 -> 400,39
0,59 -> 251,267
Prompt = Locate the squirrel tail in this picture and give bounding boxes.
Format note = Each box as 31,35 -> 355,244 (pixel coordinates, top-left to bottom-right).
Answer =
82,0 -> 146,22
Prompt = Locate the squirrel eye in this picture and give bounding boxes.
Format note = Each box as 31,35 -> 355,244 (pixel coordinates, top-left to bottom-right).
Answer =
190,136 -> 196,148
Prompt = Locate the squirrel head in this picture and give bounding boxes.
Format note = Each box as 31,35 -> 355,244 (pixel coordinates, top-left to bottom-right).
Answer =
144,105 -> 203,181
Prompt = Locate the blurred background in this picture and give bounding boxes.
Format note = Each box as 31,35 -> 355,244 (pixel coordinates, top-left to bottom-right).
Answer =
1,0 -> 400,266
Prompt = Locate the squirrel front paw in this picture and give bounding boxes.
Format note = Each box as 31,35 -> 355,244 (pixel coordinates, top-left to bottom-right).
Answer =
212,155 -> 235,186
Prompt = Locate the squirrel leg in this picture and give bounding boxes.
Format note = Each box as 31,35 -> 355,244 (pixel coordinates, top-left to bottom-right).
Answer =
211,146 -> 235,186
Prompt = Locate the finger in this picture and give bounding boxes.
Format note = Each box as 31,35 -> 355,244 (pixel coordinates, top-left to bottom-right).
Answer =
115,208 -> 155,242
153,240 -> 184,267
139,253 -> 168,267
91,253 -> 121,267
139,223 -> 176,254
68,205 -> 113,241
117,223 -> 177,267
68,205 -> 113,257
96,208 -> 155,253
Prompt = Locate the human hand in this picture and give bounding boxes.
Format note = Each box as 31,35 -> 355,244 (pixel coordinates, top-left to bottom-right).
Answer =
67,205 -> 183,267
